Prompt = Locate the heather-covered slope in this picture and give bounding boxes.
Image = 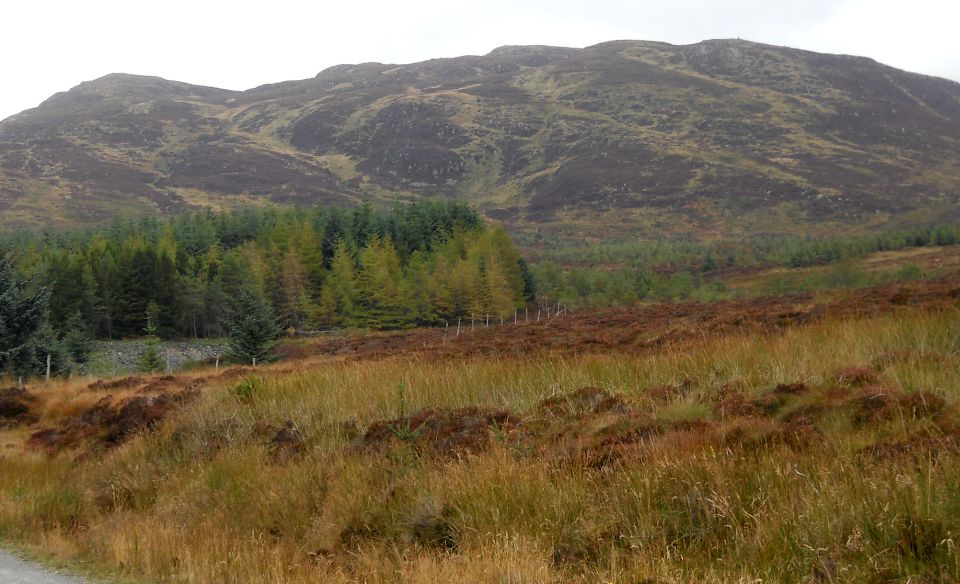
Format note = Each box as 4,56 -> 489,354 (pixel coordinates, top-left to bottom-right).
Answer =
2,39 -> 959,239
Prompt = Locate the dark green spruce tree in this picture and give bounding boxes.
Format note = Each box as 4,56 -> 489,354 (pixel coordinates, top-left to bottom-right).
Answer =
137,302 -> 166,373
0,254 -> 52,376
62,311 -> 93,371
225,287 -> 280,365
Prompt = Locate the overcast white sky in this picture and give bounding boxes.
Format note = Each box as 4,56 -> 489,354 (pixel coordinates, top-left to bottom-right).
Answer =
1,0 -> 959,121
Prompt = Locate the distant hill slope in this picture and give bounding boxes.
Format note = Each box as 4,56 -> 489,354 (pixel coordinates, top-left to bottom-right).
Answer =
2,39 -> 959,241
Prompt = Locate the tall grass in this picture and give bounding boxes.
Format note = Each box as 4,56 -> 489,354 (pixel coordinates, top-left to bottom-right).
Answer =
1,308 -> 959,582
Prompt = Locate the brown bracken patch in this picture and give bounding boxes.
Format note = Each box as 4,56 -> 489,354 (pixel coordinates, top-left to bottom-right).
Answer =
713,389 -> 757,418
27,389 -> 198,454
270,420 -> 306,461
217,367 -> 256,381
847,388 -> 946,426
359,407 -> 515,457
835,366 -> 879,388
774,382 -> 808,395
0,386 -> 38,428
137,375 -> 182,393
86,376 -> 145,392
647,379 -> 697,402
539,386 -> 629,417
858,433 -> 959,463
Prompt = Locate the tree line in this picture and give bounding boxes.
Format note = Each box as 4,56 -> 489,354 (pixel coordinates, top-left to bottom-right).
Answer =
529,223 -> 960,308
0,201 -> 533,376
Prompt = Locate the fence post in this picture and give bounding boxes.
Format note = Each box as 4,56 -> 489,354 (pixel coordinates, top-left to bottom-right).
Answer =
46,354 -> 51,382
537,309 -> 541,322
457,317 -> 461,336
514,310 -> 518,325
486,313 -> 489,327
444,322 -> 449,344
215,355 -> 220,371
252,357 -> 257,367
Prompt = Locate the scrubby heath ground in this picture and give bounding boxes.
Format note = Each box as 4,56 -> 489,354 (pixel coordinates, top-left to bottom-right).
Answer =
4,40 -> 960,242
0,277 -> 959,583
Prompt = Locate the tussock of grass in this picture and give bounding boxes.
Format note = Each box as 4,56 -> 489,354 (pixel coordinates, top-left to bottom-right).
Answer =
1,308 -> 960,582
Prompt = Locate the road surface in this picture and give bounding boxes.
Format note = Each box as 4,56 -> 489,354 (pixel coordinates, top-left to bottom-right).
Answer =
0,549 -> 90,583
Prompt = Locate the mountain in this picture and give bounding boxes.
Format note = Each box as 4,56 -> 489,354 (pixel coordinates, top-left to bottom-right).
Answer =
2,39 -> 960,241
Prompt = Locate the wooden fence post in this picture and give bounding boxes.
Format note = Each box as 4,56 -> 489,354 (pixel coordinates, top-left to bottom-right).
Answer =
45,354 -> 51,382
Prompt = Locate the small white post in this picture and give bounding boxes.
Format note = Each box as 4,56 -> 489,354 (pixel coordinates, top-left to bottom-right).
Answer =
45,354 -> 51,382
537,309 -> 541,322
215,355 -> 220,371
444,322 -> 449,344
526,307 -> 529,322
514,310 -> 518,324
486,314 -> 489,327
252,357 -> 257,367
457,317 -> 461,336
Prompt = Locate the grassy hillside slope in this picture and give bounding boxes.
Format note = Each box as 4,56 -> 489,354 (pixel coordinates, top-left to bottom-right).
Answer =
2,276 -> 960,583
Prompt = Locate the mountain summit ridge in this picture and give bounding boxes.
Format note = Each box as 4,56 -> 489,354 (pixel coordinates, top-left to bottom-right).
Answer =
2,39 -> 959,240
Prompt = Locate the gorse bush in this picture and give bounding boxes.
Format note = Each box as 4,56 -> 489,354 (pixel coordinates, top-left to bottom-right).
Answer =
232,376 -> 264,403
